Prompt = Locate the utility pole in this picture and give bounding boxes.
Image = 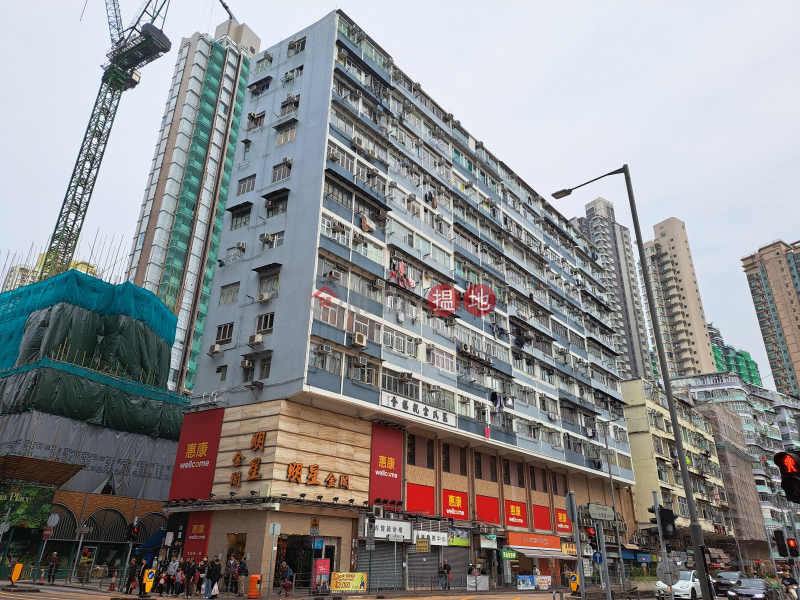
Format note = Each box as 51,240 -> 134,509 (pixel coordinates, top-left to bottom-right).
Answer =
568,492 -> 587,600
765,525 -> 785,600
652,491 -> 675,600
602,417 -> 624,582
596,521 -> 613,600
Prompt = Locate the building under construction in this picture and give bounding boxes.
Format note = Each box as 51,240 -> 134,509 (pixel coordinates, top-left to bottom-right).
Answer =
708,323 -> 762,385
0,269 -> 187,574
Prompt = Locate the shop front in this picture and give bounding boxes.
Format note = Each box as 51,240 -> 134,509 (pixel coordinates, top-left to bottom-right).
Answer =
505,532 -> 578,590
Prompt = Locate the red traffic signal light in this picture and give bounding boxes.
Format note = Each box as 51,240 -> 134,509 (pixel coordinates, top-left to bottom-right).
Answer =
789,538 -> 799,558
775,452 -> 800,503
586,527 -> 596,536
781,454 -> 799,473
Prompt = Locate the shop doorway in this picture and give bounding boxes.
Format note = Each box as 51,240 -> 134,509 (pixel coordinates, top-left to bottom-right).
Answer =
324,545 -> 336,571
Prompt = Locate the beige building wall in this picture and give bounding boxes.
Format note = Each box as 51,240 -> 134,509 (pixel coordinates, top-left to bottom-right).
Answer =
641,217 -> 715,378
742,239 -> 800,397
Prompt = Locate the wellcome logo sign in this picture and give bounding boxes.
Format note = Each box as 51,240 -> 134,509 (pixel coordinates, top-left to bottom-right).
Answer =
179,460 -> 211,469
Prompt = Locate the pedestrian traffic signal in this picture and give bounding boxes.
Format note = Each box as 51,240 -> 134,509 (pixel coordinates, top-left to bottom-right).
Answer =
774,530 -> 789,557
788,538 -> 799,558
586,527 -> 598,550
775,452 -> 800,503
126,523 -> 139,541
660,508 -> 678,539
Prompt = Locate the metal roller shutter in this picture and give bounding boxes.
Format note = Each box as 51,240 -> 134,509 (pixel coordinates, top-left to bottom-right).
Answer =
357,540 -> 404,590
407,549 -> 440,590
443,546 -> 471,579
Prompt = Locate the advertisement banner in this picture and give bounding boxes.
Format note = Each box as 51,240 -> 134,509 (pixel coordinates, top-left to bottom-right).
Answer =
406,483 -> 435,516
448,527 -> 470,546
183,512 -> 214,560
555,509 -> 573,533
168,409 -> 225,501
369,423 -> 403,502
443,489 -> 468,520
0,484 -> 55,529
505,500 -> 528,528
475,495 -> 500,524
312,559 -> 330,591
506,531 -> 562,549
330,572 -> 368,591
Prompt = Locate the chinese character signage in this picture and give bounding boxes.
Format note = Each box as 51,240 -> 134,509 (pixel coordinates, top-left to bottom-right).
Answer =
555,508 -> 572,533
183,512 -> 214,559
330,572 -> 367,592
169,408 -> 225,501
381,393 -> 457,428
366,519 -> 411,540
413,530 -> 448,546
369,423 -> 402,502
443,489 -> 468,519
504,500 -> 528,528
231,431 -> 269,487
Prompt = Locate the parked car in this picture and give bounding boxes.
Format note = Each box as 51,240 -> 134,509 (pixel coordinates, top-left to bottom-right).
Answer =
726,578 -> 778,600
655,570 -> 702,600
715,572 -> 743,596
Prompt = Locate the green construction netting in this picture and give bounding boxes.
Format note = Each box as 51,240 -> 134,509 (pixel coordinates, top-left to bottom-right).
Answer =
0,270 -> 177,373
0,358 -> 186,440
15,302 -> 171,386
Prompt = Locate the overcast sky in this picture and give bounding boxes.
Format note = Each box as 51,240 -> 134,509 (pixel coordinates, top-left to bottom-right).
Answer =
1,1 -> 798,389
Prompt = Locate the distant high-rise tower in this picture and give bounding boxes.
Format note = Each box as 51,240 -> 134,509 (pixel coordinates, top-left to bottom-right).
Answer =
125,20 -> 260,392
1,264 -> 37,293
707,322 -> 762,385
573,198 -> 652,380
640,217 -> 715,379
741,239 -> 800,396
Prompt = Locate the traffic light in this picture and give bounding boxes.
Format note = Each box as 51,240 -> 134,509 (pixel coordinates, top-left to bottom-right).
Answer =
586,526 -> 598,550
775,452 -> 800,502
126,523 -> 139,542
754,560 -> 761,572
774,529 -> 789,557
788,538 -> 799,558
660,508 -> 678,539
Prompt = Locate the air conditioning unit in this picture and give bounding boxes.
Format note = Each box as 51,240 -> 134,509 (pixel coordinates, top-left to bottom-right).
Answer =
373,279 -> 385,289
318,345 -> 332,354
328,149 -> 340,162
331,220 -> 346,233
391,250 -> 403,259
397,312 -> 404,323
414,337 -> 423,344
353,232 -> 365,245
354,137 -> 365,149
352,332 -> 368,348
259,232 -> 275,244
235,242 -> 247,252
485,356 -> 493,365
355,89 -> 363,98
325,270 -> 343,281
241,360 -> 254,369
258,292 -> 274,302
372,505 -> 384,518
248,334 -> 263,346
358,357 -> 368,365
458,342 -> 470,353
283,157 -> 293,166
426,343 -> 436,350
431,385 -> 441,391
208,344 -> 221,355
398,372 -> 413,382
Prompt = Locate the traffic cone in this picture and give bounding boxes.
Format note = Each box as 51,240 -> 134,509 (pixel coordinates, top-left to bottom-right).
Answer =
109,571 -> 117,591
39,569 -> 44,582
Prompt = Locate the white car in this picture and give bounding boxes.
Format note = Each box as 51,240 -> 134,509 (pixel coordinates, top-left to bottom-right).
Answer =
655,570 -> 702,600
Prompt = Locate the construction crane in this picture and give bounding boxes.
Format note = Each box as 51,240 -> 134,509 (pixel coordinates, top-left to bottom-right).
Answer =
39,0 -> 172,280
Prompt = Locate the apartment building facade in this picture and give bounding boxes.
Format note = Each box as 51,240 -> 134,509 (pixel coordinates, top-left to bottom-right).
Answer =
707,322 -> 761,386
165,10 -> 637,586
742,239 -> 800,397
125,20 -> 261,392
621,378 -> 734,566
572,198 -> 652,381
673,371 -> 800,560
640,218 -> 715,379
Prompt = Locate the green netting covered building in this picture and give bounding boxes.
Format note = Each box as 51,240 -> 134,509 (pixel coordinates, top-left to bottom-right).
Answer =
712,344 -> 762,386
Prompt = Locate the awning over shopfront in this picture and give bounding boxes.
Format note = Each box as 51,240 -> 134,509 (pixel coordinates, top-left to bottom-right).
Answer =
508,546 -> 578,560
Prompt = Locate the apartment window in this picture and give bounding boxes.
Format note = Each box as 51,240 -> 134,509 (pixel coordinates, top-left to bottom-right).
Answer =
276,123 -> 296,146
475,451 -> 482,479
490,456 -> 498,482
313,300 -> 346,329
237,175 -> 256,195
381,368 -> 419,400
321,214 -> 351,246
346,355 -> 377,386
259,357 -> 272,380
426,347 -> 455,372
217,365 -> 227,381
216,322 -> 234,345
265,231 -> 285,249
503,459 -> 511,485
272,162 -> 291,183
243,361 -> 254,382
256,312 -> 274,334
247,111 -> 266,129
442,443 -> 451,473
308,342 -> 342,374
287,37 -> 306,57
383,328 -> 417,357
330,107 -> 354,137
348,272 -> 382,303
251,79 -> 270,97
346,312 -> 382,343
280,96 -> 300,116
267,197 -> 288,218
678,496 -> 689,517
219,282 -> 240,305
230,207 -> 251,230
328,142 -> 355,173
254,56 -> 272,74
258,273 -> 280,295
517,462 -> 525,488
324,178 -> 353,209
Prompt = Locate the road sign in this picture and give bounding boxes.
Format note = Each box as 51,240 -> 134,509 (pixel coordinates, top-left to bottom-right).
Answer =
311,517 -> 320,528
592,551 -> 603,564
47,514 -> 60,527
43,526 -> 53,540
657,563 -> 679,582
0,522 -> 9,534
500,550 -> 517,560
387,533 -> 404,542
269,523 -> 281,536
366,541 -> 375,551
570,573 -> 580,592
75,526 -> 93,535
566,498 -> 576,523
415,538 -> 429,553
310,527 -> 320,536
588,503 -> 615,521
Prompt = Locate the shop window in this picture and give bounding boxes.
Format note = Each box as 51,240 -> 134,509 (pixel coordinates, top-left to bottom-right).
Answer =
407,434 -> 434,469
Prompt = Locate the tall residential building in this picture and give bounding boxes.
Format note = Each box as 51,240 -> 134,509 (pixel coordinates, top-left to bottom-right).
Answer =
742,239 -> 800,397
621,379 -> 734,565
673,371 -> 800,561
125,20 -> 261,392
572,198 -> 652,381
1,263 -> 37,292
640,217 -> 715,379
707,322 -> 761,385
164,10 -> 638,584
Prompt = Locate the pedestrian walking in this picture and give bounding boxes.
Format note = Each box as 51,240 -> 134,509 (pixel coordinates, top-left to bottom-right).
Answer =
184,558 -> 197,598
205,557 -> 221,599
438,564 -> 446,590
137,558 -> 148,597
47,552 -> 59,584
237,557 -> 249,597
225,555 -> 237,593
165,556 -> 179,596
126,558 -> 139,595
443,559 -> 451,590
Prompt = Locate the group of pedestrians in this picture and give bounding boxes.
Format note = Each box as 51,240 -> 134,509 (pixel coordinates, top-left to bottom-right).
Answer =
119,554 -> 247,599
436,560 -> 452,590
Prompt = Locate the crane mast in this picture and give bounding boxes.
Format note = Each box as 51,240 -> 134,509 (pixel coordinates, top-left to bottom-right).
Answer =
39,0 -> 171,280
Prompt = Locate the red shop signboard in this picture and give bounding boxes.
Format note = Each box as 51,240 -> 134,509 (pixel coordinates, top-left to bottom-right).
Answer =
505,500 -> 528,528
169,408 -> 225,501
406,483 -> 435,516
369,423 -> 403,502
443,489 -> 469,520
555,508 -> 573,533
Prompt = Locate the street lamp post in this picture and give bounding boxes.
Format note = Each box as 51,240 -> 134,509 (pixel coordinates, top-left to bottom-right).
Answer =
553,165 -> 713,600
600,415 -> 625,584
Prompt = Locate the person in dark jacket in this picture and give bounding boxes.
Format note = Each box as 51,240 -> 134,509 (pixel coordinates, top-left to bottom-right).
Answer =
237,558 -> 249,597
126,559 -> 139,594
137,558 -> 148,597
184,558 -> 197,598
47,552 -> 60,584
205,558 -> 221,599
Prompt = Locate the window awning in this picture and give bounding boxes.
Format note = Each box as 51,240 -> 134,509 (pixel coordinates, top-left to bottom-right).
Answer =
226,200 -> 253,212
272,115 -> 298,129
247,75 -> 272,89
253,262 -> 282,273
507,546 -> 578,560
623,543 -> 641,550
261,187 -> 290,201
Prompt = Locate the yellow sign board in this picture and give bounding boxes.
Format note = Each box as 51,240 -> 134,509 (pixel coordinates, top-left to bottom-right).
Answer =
570,573 -> 580,592
144,569 -> 156,593
312,517 -> 320,528
415,538 -> 430,553
10,563 -> 23,583
330,572 -> 368,592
